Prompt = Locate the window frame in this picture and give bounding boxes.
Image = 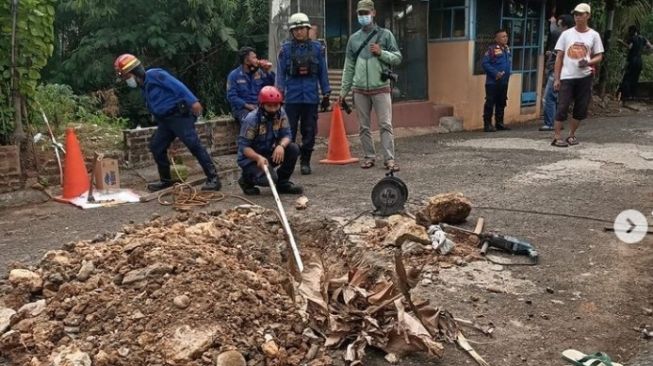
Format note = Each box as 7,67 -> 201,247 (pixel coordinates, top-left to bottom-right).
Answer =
428,0 -> 470,42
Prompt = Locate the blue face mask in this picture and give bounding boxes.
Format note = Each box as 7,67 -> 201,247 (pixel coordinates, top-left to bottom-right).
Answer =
358,14 -> 372,26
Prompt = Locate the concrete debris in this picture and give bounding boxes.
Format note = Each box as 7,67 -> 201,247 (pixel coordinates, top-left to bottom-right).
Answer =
0,307 -> 16,334
8,269 -> 43,292
416,192 -> 472,226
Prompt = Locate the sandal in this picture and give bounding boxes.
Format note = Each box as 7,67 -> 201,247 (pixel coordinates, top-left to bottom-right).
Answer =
384,160 -> 400,172
551,138 -> 569,148
566,136 -> 579,146
360,159 -> 375,169
561,349 -> 622,366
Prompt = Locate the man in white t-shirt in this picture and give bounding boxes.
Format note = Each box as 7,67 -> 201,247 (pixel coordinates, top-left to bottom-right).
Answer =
551,3 -> 604,147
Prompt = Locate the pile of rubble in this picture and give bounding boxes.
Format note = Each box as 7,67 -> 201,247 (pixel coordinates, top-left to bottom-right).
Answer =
0,193 -> 490,366
0,207 -> 338,366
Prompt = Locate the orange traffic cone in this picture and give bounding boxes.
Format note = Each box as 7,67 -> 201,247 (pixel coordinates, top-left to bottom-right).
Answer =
61,128 -> 89,198
320,104 -> 359,165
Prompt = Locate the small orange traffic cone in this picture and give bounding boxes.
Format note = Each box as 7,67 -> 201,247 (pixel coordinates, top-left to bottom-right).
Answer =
61,128 -> 89,198
320,104 -> 359,165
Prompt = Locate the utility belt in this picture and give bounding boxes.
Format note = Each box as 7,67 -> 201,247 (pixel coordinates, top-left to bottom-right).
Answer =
155,101 -> 191,120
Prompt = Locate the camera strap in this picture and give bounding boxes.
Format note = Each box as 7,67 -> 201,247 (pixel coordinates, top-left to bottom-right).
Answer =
352,28 -> 379,61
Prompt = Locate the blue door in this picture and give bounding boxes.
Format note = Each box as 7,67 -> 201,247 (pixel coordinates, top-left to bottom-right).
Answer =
501,0 -> 544,106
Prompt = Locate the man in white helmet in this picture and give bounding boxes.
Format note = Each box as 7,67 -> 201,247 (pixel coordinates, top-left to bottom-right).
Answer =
276,12 -> 331,175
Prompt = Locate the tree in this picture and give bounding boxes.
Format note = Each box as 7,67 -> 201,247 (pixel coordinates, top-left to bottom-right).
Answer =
43,0 -> 270,118
0,0 -> 56,144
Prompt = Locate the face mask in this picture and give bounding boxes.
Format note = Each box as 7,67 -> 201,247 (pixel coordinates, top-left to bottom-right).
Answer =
126,76 -> 138,88
358,15 -> 372,26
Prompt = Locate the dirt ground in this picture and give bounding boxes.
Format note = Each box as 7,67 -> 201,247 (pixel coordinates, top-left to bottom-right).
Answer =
1,109 -> 653,365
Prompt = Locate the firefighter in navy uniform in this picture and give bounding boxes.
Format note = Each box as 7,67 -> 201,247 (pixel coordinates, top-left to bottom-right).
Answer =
276,12 -> 331,175
227,46 -> 275,124
237,86 -> 303,196
113,54 -> 221,192
482,29 -> 512,132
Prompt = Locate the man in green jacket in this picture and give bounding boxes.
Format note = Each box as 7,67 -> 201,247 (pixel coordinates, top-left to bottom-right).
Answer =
336,0 -> 402,172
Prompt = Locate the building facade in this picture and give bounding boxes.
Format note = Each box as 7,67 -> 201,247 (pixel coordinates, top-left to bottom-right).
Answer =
270,0 -> 575,131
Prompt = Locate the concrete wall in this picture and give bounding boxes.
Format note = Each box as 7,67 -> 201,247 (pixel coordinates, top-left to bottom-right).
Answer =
0,146 -> 21,193
122,118 -> 239,168
427,41 -> 543,130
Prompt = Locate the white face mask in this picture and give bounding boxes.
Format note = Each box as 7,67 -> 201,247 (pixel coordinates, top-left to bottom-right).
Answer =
126,76 -> 138,88
358,14 -> 372,26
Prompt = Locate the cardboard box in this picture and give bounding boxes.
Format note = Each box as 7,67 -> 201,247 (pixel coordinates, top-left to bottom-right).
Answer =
94,158 -> 120,190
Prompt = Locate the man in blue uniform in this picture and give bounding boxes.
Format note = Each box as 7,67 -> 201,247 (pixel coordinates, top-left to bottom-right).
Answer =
227,47 -> 275,124
482,29 -> 512,132
237,86 -> 303,196
276,12 -> 331,175
114,54 -> 221,192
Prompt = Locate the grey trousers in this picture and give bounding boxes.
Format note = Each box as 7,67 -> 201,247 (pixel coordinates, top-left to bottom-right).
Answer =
353,92 -> 395,162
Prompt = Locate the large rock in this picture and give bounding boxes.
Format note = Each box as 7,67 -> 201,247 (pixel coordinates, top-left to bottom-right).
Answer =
216,350 -> 246,366
51,345 -> 91,366
122,263 -> 174,285
384,221 -> 431,247
76,260 -> 95,282
416,192 -> 472,225
9,269 -> 43,292
164,325 -> 219,361
439,116 -> 464,133
18,299 -> 47,317
0,307 -> 16,334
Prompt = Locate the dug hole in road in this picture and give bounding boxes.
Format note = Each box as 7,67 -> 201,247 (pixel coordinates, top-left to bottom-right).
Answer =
0,114 -> 652,365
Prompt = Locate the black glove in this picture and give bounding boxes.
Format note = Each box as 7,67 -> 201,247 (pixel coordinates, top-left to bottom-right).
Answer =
341,99 -> 352,114
320,94 -> 331,112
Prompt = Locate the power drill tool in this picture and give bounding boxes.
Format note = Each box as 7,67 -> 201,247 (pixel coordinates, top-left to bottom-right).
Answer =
441,224 -> 539,263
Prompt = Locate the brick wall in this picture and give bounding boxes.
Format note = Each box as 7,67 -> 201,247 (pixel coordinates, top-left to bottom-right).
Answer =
123,117 -> 239,167
0,146 -> 22,193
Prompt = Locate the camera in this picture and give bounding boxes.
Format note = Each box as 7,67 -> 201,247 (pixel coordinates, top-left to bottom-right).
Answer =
380,69 -> 398,83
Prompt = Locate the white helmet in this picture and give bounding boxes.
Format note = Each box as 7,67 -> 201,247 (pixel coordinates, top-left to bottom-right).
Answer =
288,12 -> 311,30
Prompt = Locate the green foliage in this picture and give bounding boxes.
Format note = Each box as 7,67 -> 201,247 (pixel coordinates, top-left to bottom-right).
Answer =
43,0 -> 270,122
0,0 -> 56,143
34,83 -> 128,130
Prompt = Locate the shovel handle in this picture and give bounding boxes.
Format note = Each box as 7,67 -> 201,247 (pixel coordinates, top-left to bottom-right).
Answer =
263,165 -> 304,273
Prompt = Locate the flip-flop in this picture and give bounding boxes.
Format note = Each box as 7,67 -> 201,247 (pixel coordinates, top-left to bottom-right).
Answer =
561,349 -> 623,366
360,159 -> 375,169
566,136 -> 579,146
384,160 -> 400,172
551,138 -> 569,148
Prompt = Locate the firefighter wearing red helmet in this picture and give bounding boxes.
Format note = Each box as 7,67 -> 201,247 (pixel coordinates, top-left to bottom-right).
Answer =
236,86 -> 303,195
113,53 -> 220,192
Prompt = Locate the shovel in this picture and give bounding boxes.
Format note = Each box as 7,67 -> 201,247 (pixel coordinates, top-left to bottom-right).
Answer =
263,164 -> 304,273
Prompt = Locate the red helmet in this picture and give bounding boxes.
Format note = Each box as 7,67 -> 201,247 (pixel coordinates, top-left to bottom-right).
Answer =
113,54 -> 141,76
258,86 -> 283,104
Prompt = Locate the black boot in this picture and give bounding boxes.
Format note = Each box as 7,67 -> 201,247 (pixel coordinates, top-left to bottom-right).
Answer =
147,166 -> 174,192
484,124 -> 496,132
496,122 -> 511,131
277,181 -> 303,194
300,153 -> 312,175
202,176 -> 222,191
238,177 -> 260,195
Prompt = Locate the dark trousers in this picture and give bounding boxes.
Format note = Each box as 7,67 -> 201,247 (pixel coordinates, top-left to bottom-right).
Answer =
284,103 -> 318,164
620,60 -> 643,101
483,83 -> 508,127
241,143 -> 300,186
149,115 -> 217,179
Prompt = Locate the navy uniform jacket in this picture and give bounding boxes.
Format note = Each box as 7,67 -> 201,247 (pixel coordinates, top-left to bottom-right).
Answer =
276,40 -> 331,104
142,68 -> 198,119
226,66 -> 275,117
482,44 -> 512,85
237,108 -> 292,167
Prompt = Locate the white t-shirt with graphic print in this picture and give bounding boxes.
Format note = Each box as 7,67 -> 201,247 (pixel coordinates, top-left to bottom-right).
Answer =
554,27 -> 604,80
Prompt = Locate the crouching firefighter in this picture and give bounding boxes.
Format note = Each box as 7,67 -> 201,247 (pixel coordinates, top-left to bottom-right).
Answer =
113,54 -> 221,192
237,86 -> 304,196
277,12 -> 331,175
